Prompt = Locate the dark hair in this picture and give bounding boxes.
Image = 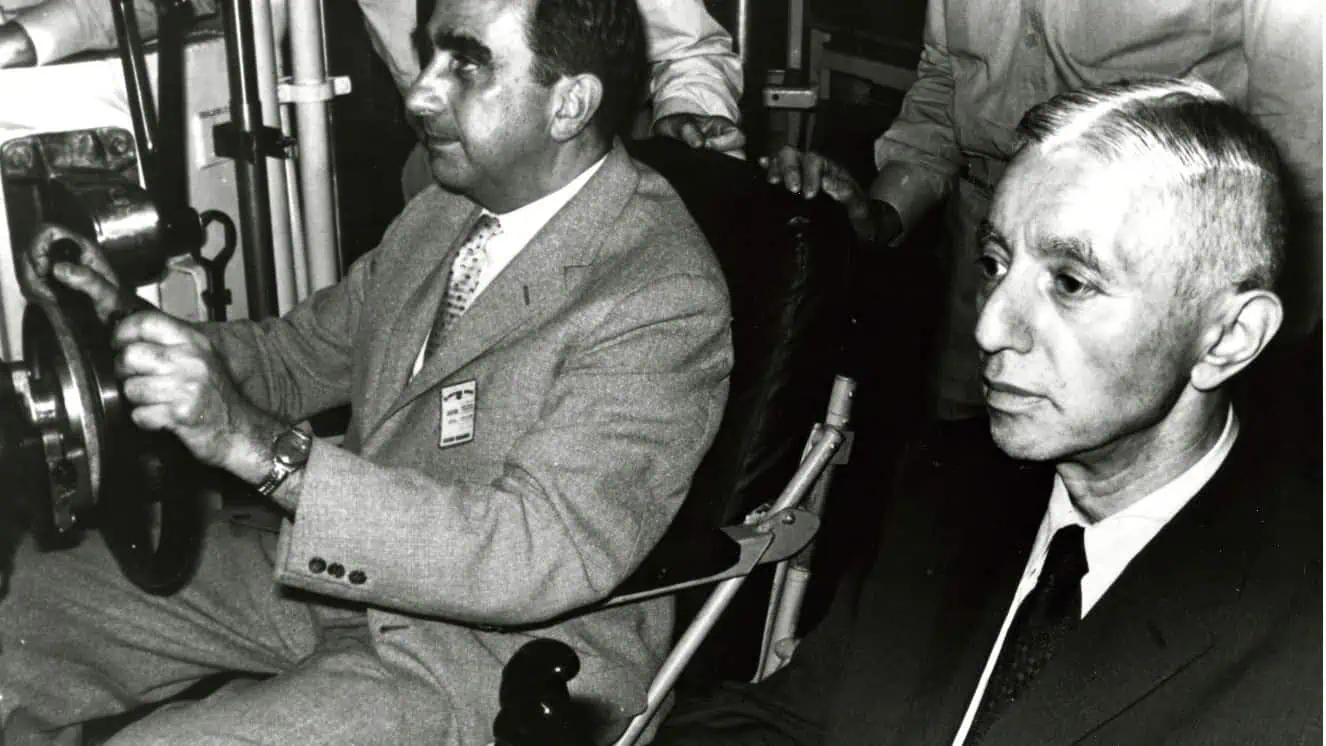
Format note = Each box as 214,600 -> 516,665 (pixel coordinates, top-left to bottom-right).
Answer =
526,0 -> 648,141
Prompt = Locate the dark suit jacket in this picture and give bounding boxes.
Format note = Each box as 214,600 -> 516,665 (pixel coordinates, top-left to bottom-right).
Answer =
655,417 -> 1322,745
204,141 -> 733,744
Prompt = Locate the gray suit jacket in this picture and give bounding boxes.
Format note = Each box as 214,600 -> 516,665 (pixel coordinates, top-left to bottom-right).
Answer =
206,141 -> 733,743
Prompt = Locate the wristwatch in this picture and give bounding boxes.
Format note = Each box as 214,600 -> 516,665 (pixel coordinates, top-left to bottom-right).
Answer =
256,427 -> 313,497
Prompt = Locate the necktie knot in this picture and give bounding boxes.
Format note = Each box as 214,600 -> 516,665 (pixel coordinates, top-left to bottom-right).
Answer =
1029,524 -> 1088,618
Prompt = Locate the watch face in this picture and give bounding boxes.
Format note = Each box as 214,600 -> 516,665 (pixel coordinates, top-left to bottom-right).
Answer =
273,429 -> 313,467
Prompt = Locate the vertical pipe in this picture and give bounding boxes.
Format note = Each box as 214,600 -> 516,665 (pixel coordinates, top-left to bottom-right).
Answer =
280,102 -> 311,300
786,0 -> 804,71
221,0 -> 279,319
288,0 -> 340,292
249,0 -> 298,313
735,0 -> 750,68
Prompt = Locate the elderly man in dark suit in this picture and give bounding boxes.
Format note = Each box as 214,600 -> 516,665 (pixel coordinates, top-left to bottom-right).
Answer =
0,0 -> 732,743
655,78 -> 1321,745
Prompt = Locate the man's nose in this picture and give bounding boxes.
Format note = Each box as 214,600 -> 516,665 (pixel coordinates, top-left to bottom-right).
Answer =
404,75 -> 444,118
974,276 -> 1033,355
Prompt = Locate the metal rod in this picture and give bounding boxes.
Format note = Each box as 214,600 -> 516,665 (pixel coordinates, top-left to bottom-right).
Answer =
615,574 -> 749,746
289,0 -> 341,292
249,0 -> 298,313
735,0 -> 750,69
221,0 -> 279,319
109,0 -> 158,189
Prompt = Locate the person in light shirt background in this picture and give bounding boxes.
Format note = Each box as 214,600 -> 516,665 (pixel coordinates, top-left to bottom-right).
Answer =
0,0 -> 744,157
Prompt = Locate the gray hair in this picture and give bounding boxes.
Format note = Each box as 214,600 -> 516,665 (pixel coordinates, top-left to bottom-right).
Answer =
1016,78 -> 1287,297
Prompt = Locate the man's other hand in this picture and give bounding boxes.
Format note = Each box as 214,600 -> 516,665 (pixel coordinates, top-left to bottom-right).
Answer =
112,311 -> 272,475
759,147 -> 901,244
0,21 -> 37,68
653,114 -> 746,158
21,224 -> 129,322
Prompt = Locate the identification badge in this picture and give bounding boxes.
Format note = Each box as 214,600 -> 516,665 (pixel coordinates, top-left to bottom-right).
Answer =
439,380 -> 477,448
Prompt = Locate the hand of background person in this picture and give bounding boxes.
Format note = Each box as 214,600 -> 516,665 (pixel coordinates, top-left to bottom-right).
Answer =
0,21 -> 36,68
653,114 -> 746,158
759,146 -> 903,245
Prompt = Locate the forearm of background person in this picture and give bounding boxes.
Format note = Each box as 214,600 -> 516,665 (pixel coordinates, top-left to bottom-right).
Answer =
355,0 -> 420,95
1244,0 -> 1323,337
8,0 -> 215,66
869,0 -> 961,246
640,0 -> 742,125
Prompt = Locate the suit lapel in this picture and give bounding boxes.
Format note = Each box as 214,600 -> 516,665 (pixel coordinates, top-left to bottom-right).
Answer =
359,201 -> 480,436
982,431 -> 1264,746
375,141 -> 641,427
905,457 -> 1052,745
839,429 -> 1053,746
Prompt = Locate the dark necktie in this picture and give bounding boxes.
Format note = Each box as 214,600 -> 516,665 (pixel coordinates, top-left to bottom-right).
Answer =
423,213 -> 501,360
967,524 -> 1088,744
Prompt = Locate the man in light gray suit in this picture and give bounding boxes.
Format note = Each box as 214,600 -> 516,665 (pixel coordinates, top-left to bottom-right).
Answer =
1,0 -> 733,742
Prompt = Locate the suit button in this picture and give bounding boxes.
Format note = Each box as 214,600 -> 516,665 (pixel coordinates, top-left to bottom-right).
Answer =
308,557 -> 327,574
328,563 -> 345,579
348,570 -> 367,585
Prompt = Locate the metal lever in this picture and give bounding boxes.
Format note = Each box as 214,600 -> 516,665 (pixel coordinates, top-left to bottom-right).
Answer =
109,0 -> 205,261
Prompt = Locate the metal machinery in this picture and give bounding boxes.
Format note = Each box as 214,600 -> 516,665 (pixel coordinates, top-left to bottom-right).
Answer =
0,0 -> 345,594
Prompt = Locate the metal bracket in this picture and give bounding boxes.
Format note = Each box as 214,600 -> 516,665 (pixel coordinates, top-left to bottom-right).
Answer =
762,85 -> 818,110
602,508 -> 820,608
277,75 -> 352,105
833,430 -> 855,465
212,122 -> 295,162
729,507 -> 820,564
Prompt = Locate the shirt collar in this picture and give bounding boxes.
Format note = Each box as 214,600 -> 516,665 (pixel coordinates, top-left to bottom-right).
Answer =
1042,404 -> 1239,612
484,155 -> 609,253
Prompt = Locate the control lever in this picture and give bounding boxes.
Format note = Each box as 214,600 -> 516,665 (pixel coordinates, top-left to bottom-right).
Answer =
494,639 -> 591,746
109,0 -> 206,272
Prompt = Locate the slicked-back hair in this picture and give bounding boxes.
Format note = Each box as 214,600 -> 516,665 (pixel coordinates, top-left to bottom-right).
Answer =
526,0 -> 647,143
1016,78 -> 1288,300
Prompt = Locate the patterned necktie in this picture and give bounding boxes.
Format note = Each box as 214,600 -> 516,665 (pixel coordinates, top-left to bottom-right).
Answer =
424,213 -> 501,359
967,524 -> 1088,744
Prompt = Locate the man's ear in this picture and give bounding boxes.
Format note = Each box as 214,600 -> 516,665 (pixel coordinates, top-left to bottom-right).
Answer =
548,73 -> 603,142
1190,289 -> 1284,391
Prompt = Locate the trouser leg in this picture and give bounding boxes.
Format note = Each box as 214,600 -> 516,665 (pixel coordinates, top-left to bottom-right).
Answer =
0,519 -> 320,741
107,636 -> 453,746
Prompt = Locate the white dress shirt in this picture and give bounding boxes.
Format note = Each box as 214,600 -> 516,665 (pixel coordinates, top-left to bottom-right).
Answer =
410,155 -> 606,377
950,406 -> 1241,746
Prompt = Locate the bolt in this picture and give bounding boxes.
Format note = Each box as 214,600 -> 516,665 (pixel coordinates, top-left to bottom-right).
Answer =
5,144 -> 32,170
781,512 -> 796,525
107,132 -> 133,156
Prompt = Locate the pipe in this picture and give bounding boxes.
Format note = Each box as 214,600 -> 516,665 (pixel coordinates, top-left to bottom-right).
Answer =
221,0 -> 279,319
249,0 -> 298,313
280,97 -> 311,301
288,0 -> 340,292
735,0 -> 750,68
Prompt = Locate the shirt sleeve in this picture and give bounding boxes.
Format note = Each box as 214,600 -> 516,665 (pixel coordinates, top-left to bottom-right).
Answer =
638,0 -> 742,125
1243,0 -> 1322,335
11,0 -> 216,65
869,0 -> 962,237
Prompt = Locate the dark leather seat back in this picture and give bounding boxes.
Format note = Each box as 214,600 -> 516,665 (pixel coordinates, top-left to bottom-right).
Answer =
624,138 -> 853,682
